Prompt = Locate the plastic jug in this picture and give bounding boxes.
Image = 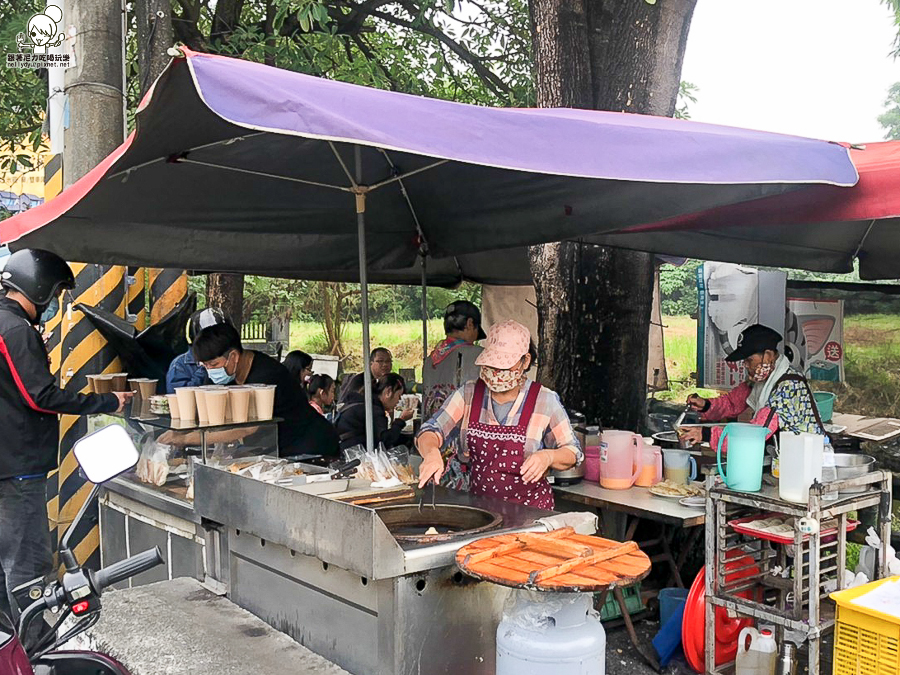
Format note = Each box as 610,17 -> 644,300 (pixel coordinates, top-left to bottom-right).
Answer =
778,432 -> 824,503
599,430 -> 643,489
736,627 -> 777,675
635,444 -> 663,487
717,423 -> 767,492
661,448 -> 697,485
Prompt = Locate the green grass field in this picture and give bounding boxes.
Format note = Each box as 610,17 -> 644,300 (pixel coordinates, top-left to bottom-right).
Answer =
291,314 -> 900,417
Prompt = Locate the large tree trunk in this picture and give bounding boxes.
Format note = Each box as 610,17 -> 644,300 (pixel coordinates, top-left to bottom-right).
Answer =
528,0 -> 697,430
207,273 -> 245,332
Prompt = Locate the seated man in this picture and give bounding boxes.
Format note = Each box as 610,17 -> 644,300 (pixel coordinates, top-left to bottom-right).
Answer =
192,323 -> 340,457
165,308 -> 227,393
338,347 -> 394,401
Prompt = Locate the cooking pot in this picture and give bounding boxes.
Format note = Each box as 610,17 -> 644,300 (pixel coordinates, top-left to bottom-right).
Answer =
552,463 -> 585,486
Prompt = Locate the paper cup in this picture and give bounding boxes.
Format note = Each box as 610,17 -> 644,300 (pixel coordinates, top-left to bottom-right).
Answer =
128,378 -> 142,394
175,387 -> 197,421
95,375 -> 114,394
205,390 -> 229,426
208,386 -> 232,420
229,387 -> 252,423
110,373 -> 129,392
253,385 -> 277,421
194,388 -> 210,423
166,393 -> 181,419
86,375 -> 99,393
137,379 -> 158,399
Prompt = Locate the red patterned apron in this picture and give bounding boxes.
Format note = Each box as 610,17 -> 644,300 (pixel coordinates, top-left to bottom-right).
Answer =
466,379 -> 554,509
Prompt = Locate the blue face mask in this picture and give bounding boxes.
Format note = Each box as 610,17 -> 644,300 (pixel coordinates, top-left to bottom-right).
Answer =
207,367 -> 235,385
206,352 -> 236,385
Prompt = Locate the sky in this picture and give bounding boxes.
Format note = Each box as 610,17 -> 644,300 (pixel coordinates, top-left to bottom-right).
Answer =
681,0 -> 900,143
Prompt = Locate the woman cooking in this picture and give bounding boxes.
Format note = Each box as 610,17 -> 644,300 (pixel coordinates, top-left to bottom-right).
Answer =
416,320 -> 581,509
680,324 -> 825,449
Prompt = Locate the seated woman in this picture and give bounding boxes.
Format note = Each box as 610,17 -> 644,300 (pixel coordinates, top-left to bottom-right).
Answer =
283,350 -> 314,399
416,320 -> 581,509
680,324 -> 825,450
335,373 -> 414,451
307,374 -> 335,416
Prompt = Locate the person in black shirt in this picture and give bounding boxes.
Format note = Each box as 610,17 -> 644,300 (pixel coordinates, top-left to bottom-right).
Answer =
335,373 -> 413,451
0,249 -> 129,629
192,324 -> 339,457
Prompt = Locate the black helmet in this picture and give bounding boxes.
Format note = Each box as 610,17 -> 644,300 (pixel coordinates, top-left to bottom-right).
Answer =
0,249 -> 75,306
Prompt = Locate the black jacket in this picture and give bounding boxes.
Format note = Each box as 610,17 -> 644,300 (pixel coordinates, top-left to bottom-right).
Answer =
0,297 -> 119,480
334,392 -> 406,451
242,351 -> 340,458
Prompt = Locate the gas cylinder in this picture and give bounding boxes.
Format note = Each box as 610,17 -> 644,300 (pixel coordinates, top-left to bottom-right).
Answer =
496,592 -> 606,675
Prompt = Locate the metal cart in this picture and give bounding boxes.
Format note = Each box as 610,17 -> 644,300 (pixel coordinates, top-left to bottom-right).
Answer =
704,470 -> 893,675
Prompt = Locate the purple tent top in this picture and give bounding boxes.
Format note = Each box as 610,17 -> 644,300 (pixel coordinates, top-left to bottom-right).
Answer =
186,51 -> 856,185
1,48 -> 858,279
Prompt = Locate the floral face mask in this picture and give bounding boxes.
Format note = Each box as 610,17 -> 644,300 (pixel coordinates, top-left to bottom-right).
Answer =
750,360 -> 774,383
480,365 -> 522,393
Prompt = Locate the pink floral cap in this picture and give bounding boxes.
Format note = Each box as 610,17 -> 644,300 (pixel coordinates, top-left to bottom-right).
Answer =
475,319 -> 530,370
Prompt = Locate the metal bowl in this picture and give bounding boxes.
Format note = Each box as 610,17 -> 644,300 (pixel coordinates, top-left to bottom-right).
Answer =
833,454 -> 876,494
374,504 -> 503,543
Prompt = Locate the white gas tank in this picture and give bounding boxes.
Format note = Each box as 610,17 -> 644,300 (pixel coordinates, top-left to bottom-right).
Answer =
497,592 -> 605,675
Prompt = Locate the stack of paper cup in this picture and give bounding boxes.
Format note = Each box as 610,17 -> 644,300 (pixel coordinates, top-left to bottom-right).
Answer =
229,387 -> 252,423
205,389 -> 229,425
194,388 -> 210,423
166,394 -> 181,419
175,387 -> 197,421
253,385 -> 277,421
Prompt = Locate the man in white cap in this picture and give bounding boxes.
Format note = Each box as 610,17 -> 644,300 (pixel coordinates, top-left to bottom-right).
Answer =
165,308 -> 227,393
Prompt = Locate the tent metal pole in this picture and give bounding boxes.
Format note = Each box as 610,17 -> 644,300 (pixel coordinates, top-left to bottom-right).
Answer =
355,146 -> 375,453
421,254 -> 428,363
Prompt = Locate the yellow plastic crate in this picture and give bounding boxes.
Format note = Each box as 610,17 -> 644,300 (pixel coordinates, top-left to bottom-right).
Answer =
831,577 -> 900,675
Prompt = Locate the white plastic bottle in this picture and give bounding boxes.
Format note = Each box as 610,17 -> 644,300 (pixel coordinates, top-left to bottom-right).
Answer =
821,443 -> 838,502
736,626 -> 778,675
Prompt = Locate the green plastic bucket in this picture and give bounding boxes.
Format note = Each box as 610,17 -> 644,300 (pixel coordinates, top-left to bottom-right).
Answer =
814,391 -> 835,423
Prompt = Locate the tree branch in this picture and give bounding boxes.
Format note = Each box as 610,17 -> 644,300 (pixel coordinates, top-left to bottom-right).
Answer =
366,5 -> 512,101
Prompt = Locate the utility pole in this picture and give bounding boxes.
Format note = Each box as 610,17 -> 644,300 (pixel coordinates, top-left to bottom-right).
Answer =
58,0 -> 126,571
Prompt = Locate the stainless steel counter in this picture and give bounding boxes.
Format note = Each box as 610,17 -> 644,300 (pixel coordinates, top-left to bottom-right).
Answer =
193,463 -> 557,675
194,463 -> 550,579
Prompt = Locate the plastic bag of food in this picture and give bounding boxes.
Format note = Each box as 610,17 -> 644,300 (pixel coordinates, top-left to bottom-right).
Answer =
343,445 -> 377,481
385,446 -> 415,484
135,439 -> 174,486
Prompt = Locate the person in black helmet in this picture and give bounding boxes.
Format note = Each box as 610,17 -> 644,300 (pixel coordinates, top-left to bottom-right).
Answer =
0,249 -> 130,628
164,307 -> 228,394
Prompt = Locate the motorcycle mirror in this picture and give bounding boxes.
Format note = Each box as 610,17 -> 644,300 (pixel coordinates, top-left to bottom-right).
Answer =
72,424 -> 139,484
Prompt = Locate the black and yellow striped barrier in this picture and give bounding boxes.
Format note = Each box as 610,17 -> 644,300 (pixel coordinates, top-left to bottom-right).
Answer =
42,153 -> 63,561
127,266 -> 146,331
149,268 -> 187,326
56,263 -> 126,572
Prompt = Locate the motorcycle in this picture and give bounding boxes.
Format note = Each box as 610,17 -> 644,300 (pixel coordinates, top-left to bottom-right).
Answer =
0,425 -> 164,674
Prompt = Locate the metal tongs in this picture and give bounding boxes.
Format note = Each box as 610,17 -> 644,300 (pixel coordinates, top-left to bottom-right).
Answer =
418,478 -> 436,512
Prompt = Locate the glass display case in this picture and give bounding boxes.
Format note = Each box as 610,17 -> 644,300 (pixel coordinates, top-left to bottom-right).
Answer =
88,402 -> 281,504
